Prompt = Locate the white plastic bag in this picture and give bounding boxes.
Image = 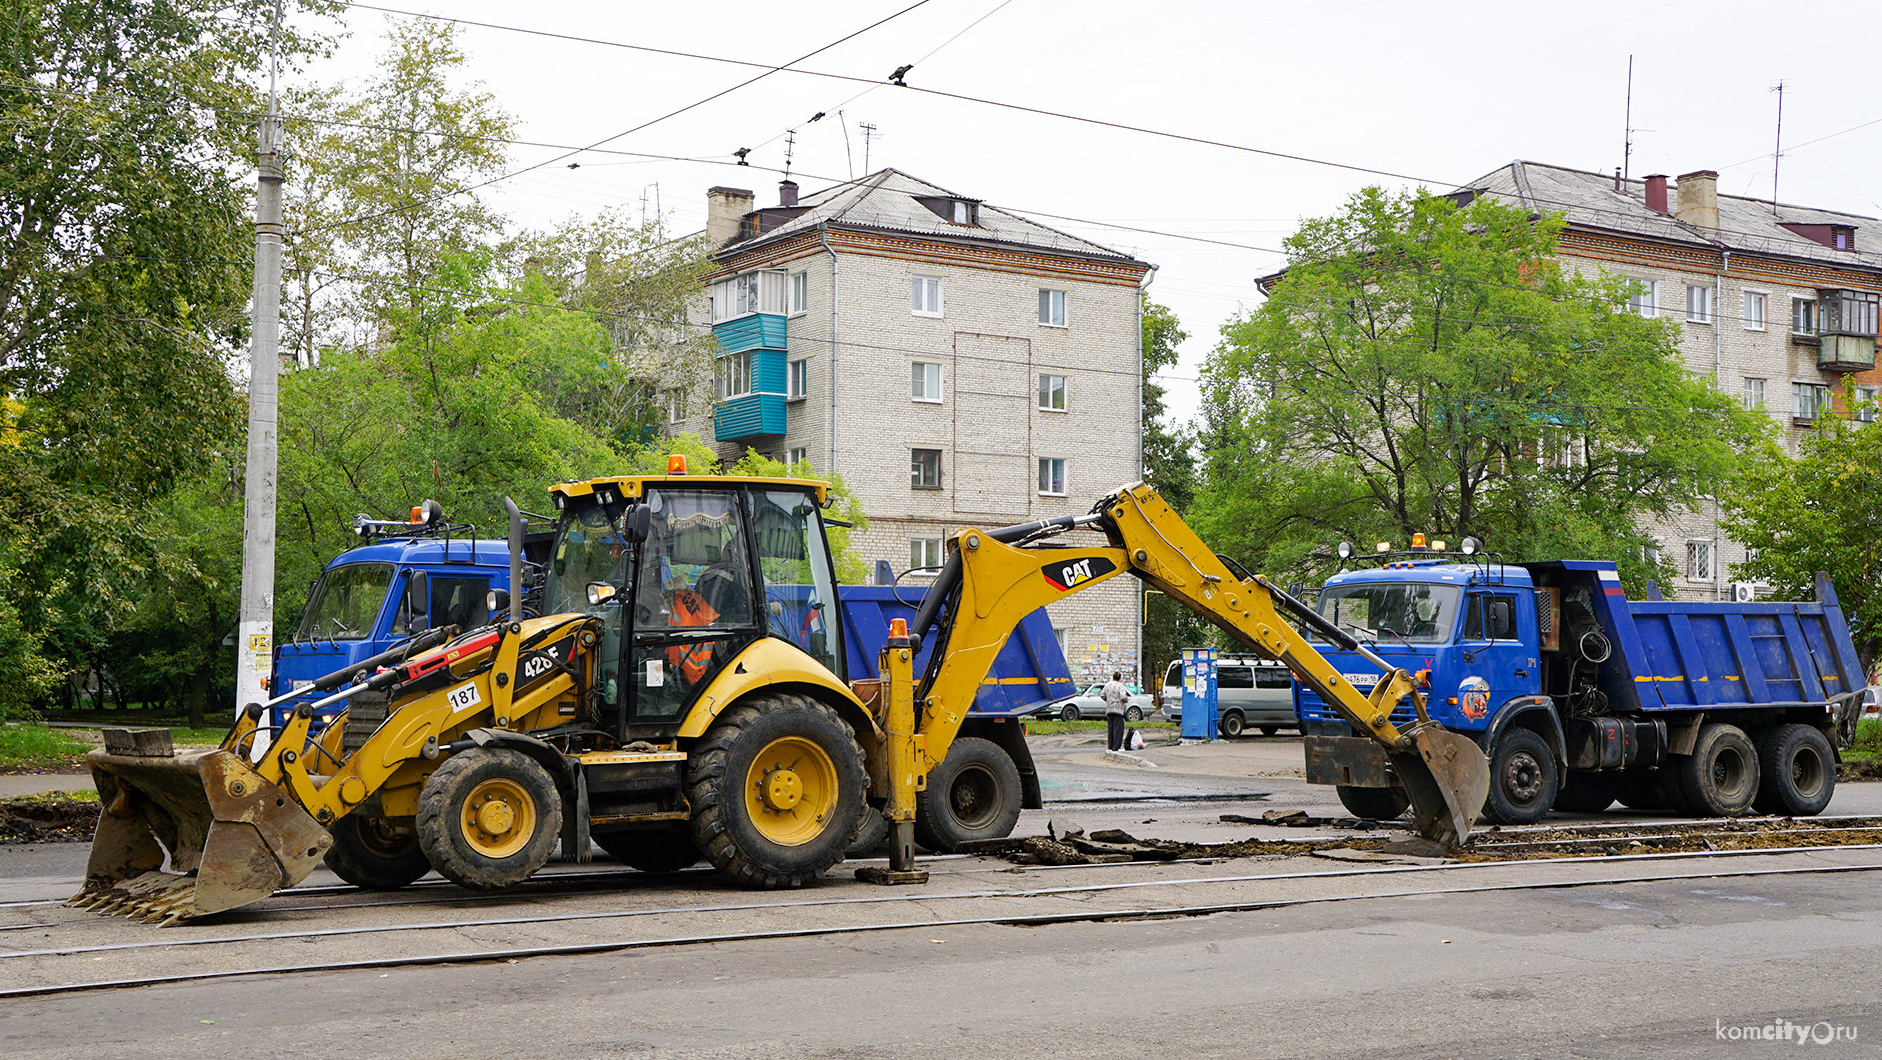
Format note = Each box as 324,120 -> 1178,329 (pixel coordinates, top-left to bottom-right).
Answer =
1127,729 -> 1146,751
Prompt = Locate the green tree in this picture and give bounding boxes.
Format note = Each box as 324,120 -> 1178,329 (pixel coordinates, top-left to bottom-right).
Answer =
1195,187 -> 1766,592
726,449 -> 871,584
1724,410 -> 1882,671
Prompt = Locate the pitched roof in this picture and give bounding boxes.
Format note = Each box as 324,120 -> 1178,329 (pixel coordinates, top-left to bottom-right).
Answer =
1464,160 -> 1882,271
716,168 -> 1146,266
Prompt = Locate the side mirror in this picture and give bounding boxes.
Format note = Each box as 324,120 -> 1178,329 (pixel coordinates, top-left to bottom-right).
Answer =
405,570 -> 429,628
1489,599 -> 1513,638
625,505 -> 652,543
586,582 -> 619,606
486,588 -> 510,615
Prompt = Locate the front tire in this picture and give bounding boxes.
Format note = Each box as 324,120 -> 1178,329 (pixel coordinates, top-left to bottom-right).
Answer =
1125,706 -> 1143,722
1678,722 -> 1759,817
687,693 -> 866,889
1219,711 -> 1245,738
1336,784 -> 1409,820
1060,704 -> 1080,722
594,828 -> 700,873
325,814 -> 430,890
1752,724 -> 1835,817
416,748 -> 563,891
914,736 -> 1023,851
1484,728 -> 1557,825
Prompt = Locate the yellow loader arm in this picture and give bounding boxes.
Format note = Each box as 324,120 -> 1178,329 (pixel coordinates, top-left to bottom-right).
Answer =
891,482 -> 1489,860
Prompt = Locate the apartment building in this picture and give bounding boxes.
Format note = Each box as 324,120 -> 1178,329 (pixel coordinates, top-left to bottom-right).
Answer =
1465,161 -> 1881,599
669,170 -> 1154,683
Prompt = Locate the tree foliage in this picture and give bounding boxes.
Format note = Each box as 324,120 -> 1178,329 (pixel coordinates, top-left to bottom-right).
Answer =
1724,411 -> 1882,671
1194,187 -> 1766,592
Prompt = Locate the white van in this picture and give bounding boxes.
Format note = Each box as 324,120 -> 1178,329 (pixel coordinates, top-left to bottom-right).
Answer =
1159,655 -> 1296,737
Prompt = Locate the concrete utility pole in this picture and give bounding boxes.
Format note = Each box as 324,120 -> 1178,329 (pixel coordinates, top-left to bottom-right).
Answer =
234,112 -> 285,728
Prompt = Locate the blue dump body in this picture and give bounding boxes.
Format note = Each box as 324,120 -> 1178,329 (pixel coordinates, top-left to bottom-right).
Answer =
836,585 -> 1075,717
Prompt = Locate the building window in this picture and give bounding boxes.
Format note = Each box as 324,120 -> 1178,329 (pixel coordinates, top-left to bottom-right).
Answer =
950,200 -> 975,225
1626,278 -> 1658,318
663,388 -> 687,424
910,537 -> 944,573
1742,377 -> 1765,411
787,358 -> 808,401
1643,535 -> 1664,567
1686,541 -> 1713,581
1856,386 -> 1879,423
786,446 -> 808,467
911,448 -> 942,489
788,271 -> 808,316
1037,373 -> 1066,412
911,275 -> 943,317
716,351 -> 751,400
1037,457 -> 1066,496
1686,284 -> 1712,324
1793,298 -> 1819,336
1792,381 -> 1832,421
1820,289 -> 1880,337
1743,291 -> 1766,331
1038,289 -> 1067,327
708,270 -> 786,323
911,361 -> 943,402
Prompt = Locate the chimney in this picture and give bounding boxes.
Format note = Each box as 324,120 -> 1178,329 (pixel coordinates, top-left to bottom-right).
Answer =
779,179 -> 799,208
1644,174 -> 1669,214
706,186 -> 754,245
1675,170 -> 1718,229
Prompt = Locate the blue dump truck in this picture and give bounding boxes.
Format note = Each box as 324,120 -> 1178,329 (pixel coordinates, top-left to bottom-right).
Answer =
1298,554 -> 1871,824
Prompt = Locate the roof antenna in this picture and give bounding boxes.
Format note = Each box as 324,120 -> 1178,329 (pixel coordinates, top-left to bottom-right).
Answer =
859,121 -> 878,174
783,127 -> 796,182
1621,54 -> 1634,182
1771,80 -> 1786,214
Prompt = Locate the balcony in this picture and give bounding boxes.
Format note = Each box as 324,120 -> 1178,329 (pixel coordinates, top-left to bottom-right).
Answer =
711,314 -> 788,443
1819,334 -> 1877,373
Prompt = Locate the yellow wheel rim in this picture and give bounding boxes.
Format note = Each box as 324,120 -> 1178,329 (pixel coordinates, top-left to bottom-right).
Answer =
744,736 -> 838,846
459,777 -> 536,859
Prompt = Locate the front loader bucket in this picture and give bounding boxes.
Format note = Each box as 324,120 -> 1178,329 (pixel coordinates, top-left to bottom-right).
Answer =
70,743 -> 332,925
1390,725 -> 1490,852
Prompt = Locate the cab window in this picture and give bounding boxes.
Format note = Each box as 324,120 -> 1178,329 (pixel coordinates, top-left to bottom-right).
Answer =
1463,594 -> 1519,640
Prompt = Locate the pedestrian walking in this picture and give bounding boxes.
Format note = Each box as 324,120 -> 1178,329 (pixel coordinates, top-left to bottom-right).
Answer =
1102,671 -> 1129,751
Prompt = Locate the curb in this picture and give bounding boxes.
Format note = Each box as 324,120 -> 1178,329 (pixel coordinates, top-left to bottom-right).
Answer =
1100,749 -> 1157,768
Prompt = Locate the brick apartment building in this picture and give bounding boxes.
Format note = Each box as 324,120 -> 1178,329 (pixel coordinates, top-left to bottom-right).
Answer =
668,169 -> 1154,683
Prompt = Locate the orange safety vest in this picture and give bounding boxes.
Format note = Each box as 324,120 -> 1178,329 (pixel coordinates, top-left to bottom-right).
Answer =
665,588 -> 720,684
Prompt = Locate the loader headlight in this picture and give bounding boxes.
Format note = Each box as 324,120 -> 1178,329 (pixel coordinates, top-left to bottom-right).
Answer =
1460,537 -> 1481,556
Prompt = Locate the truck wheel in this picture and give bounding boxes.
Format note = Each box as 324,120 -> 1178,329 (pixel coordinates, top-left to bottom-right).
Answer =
1336,784 -> 1409,820
1125,706 -> 1143,722
687,693 -> 866,888
594,828 -> 700,873
1219,711 -> 1244,738
325,814 -> 430,890
1616,773 -> 1664,811
1752,724 -> 1834,817
914,737 -> 1023,851
1677,723 -> 1760,817
1553,771 -> 1621,814
416,748 -> 563,891
1484,728 -> 1557,825
846,805 -> 890,856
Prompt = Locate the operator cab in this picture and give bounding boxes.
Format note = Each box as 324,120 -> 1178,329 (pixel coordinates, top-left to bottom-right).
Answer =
545,466 -> 844,742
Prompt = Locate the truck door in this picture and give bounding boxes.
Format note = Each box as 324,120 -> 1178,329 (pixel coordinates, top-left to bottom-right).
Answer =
1456,590 -> 1540,722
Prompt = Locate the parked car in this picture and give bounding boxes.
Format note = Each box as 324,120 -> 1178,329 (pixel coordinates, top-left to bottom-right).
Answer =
1159,656 -> 1296,737
1038,683 -> 1153,722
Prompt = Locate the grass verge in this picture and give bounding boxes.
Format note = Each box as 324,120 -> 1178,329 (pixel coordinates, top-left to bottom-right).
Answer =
0,725 -> 92,771
1025,718 -> 1177,736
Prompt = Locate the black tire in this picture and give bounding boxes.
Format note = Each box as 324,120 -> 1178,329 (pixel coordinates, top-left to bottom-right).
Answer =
1617,772 -> 1665,810
1336,784 -> 1410,820
1752,724 -> 1835,817
1259,726 -> 1279,737
1484,728 -> 1557,825
1553,771 -> 1622,814
1677,723 -> 1759,817
1059,704 -> 1080,722
846,804 -> 890,857
594,828 -> 700,873
687,693 -> 866,889
914,736 -> 1023,852
1125,705 -> 1143,722
416,747 -> 563,891
1219,711 -> 1245,738
324,814 -> 430,890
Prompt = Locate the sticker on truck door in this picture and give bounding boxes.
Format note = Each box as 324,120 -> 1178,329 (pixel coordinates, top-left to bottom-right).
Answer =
1458,675 -> 1490,720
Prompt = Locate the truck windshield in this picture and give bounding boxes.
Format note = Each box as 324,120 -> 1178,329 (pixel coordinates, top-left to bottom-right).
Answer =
544,501 -> 631,618
296,563 -> 392,641
1313,582 -> 1460,645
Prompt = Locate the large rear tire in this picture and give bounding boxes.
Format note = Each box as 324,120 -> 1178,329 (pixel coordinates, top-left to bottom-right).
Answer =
1677,723 -> 1759,817
1336,784 -> 1409,820
416,748 -> 563,891
687,693 -> 866,888
1553,771 -> 1621,814
594,828 -> 700,873
325,814 -> 430,890
914,737 -> 1023,851
1752,723 -> 1834,817
1483,728 -> 1557,825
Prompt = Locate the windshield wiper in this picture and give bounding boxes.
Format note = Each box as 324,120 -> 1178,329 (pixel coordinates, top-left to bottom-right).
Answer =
1374,624 -> 1415,650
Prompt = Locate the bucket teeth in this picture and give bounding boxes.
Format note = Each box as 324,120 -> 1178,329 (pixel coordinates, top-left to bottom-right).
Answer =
68,872 -> 204,925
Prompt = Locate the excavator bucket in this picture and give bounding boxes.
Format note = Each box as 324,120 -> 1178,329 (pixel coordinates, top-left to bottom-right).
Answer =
1390,725 -> 1491,851
70,734 -> 332,925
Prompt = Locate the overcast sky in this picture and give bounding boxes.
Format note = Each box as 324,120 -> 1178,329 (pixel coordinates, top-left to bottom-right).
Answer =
298,0 -> 1882,427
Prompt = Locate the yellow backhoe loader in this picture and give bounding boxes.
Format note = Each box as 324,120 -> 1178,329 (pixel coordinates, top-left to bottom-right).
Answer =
74,468 -> 1489,923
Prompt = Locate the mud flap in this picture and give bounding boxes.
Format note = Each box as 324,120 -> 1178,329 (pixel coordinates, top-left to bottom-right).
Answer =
71,748 -> 333,924
1392,725 -> 1490,852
